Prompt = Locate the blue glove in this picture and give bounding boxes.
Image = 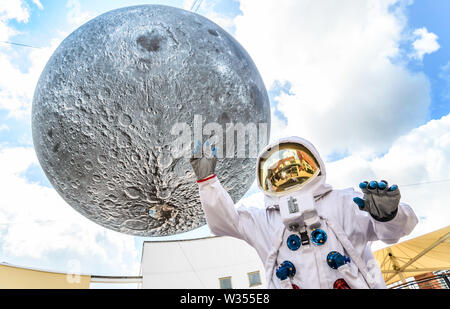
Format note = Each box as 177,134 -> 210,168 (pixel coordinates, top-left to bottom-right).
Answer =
353,180 -> 400,222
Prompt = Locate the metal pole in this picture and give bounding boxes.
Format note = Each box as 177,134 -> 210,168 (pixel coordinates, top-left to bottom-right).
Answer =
385,232 -> 450,283
442,273 -> 450,289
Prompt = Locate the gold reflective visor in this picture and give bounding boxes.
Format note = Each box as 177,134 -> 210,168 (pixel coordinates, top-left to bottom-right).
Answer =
258,142 -> 320,194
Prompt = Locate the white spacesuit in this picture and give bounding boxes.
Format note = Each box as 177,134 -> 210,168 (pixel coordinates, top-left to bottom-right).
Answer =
190,136 -> 418,289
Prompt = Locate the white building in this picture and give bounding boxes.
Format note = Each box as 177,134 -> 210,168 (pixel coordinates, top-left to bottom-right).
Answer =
140,236 -> 266,289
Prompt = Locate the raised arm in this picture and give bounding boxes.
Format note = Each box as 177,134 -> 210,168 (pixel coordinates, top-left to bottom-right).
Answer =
189,140 -> 270,246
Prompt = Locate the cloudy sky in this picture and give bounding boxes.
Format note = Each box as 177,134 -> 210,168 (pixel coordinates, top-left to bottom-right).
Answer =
0,0 -> 448,287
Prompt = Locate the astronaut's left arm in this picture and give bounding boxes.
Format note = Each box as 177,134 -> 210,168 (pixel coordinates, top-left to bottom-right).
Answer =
342,182 -> 418,244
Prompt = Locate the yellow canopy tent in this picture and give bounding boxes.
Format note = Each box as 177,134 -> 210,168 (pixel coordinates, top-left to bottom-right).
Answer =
373,225 -> 450,286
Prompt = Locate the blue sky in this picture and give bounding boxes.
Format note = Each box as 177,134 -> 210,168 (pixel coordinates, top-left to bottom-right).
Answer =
0,0 -> 449,287
405,0 -> 450,120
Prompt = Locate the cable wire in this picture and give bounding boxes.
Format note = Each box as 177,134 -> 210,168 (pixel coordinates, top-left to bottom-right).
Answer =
1,41 -> 41,49
190,0 -> 203,13
190,0 -> 198,11
399,179 -> 450,187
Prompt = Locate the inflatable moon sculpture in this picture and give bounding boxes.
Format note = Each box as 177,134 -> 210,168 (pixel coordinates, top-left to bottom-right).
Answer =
32,5 -> 270,236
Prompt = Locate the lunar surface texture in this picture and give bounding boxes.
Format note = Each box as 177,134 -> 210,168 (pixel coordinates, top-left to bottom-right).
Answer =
32,5 -> 270,236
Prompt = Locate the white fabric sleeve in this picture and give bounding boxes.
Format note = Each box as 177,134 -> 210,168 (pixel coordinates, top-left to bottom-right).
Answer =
197,175 -> 269,246
371,200 -> 418,244
341,189 -> 418,245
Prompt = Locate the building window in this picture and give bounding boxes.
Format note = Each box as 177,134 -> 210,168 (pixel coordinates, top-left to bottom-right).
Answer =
248,271 -> 262,287
219,276 -> 232,289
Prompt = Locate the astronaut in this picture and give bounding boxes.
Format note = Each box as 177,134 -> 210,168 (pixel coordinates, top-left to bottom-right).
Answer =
190,136 -> 418,289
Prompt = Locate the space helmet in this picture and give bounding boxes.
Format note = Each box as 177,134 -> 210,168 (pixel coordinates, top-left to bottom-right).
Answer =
256,137 -> 328,197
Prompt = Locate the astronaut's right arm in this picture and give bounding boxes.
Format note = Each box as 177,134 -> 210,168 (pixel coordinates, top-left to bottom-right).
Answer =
197,175 -> 265,243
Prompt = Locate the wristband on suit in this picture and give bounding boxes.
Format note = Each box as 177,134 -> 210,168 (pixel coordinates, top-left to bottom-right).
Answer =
196,174 -> 216,183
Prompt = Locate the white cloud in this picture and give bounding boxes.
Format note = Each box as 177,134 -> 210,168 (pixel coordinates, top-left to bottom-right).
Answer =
0,0 -> 34,118
184,0 -> 236,34
204,9 -> 235,34
411,27 -> 440,61
233,0 -> 431,157
0,0 -> 29,42
0,0 -> 29,23
0,0 -> 69,119
0,146 -> 140,275
66,0 -> 95,28
0,37 -> 62,118
183,0 -> 197,10
31,0 -> 43,10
